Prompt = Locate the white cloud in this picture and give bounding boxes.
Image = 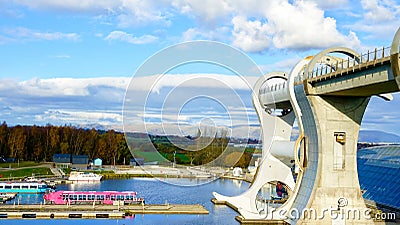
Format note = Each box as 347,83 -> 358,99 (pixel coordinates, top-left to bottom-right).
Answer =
4,27 -> 79,42
307,0 -> 349,9
0,75 -> 399,138
37,109 -> 123,125
138,74 -> 258,94
12,0 -> 171,27
174,0 -> 361,51
0,75 -> 259,134
0,77 -> 130,97
231,16 -> 271,53
171,0 -> 234,26
182,27 -> 230,42
117,0 -> 171,27
264,1 -> 360,50
12,0 -> 119,13
361,0 -> 396,22
345,1 -> 399,41
52,54 -> 71,59
0,35 -> 15,44
259,56 -> 303,73
105,31 -> 158,44
8,0 -> 366,52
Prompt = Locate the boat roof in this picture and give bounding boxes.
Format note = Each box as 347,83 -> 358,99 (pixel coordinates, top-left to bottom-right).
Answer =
53,190 -> 137,194
0,182 -> 46,185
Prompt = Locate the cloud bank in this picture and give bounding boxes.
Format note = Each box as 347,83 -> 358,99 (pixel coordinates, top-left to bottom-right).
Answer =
7,0 -> 398,52
0,75 -> 260,137
1,75 -> 399,137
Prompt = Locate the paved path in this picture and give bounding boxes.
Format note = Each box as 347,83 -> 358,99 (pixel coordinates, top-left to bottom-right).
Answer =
50,167 -> 64,177
0,203 -> 209,214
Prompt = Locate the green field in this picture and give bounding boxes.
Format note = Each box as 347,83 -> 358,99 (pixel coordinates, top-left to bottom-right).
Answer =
0,161 -> 44,168
0,167 -> 52,179
133,149 -> 169,162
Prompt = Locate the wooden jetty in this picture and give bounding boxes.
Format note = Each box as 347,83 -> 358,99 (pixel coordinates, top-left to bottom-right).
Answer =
212,198 -> 289,225
0,203 -> 208,219
0,193 -> 16,203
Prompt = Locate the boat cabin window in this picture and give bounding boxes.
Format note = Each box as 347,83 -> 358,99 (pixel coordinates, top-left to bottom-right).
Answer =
14,185 -> 21,189
22,185 -> 29,189
111,195 -> 115,200
5,185 -> 11,189
30,185 -> 37,189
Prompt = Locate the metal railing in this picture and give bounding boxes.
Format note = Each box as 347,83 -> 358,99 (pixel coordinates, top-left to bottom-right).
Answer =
259,82 -> 287,96
306,46 -> 391,80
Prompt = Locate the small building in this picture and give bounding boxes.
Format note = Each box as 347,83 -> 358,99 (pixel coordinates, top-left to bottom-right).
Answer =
130,158 -> 144,166
52,154 -> 89,169
53,154 -> 70,168
233,167 -> 243,177
93,158 -> 102,167
72,155 -> 89,165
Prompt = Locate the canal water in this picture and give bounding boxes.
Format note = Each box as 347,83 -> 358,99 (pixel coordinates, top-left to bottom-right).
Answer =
3,177 -> 250,224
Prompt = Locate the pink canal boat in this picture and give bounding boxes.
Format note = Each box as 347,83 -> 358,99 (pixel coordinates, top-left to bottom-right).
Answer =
44,190 -> 144,205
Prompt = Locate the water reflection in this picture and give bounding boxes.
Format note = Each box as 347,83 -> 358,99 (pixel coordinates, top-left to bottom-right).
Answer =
3,178 -> 250,225
256,181 -> 290,216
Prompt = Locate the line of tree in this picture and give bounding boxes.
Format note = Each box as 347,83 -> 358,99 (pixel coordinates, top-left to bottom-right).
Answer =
0,122 -> 254,168
150,127 -> 254,168
0,122 -> 130,165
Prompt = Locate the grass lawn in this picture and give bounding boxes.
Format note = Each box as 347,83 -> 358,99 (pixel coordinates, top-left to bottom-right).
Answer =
0,167 -> 52,179
0,161 -> 43,168
133,149 -> 168,162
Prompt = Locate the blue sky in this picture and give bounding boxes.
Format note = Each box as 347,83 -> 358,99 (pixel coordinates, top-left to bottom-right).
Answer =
0,0 -> 400,137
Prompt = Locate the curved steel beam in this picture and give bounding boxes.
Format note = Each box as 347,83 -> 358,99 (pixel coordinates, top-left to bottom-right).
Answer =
391,27 -> 400,81
279,57 -> 313,224
213,72 -> 296,220
305,47 -> 360,80
391,26 -> 400,55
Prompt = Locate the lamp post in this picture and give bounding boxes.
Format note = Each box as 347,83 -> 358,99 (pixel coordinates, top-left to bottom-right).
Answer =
173,151 -> 176,168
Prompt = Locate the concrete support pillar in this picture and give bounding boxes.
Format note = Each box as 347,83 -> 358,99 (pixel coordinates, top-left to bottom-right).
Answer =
296,95 -> 374,224
212,73 -> 296,220
391,27 -> 400,89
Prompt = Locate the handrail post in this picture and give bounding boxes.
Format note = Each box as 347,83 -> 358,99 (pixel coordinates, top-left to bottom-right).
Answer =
335,61 -> 338,73
341,59 -> 344,75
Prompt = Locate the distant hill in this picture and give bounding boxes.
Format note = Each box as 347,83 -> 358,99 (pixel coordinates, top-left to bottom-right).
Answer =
290,129 -> 400,143
83,122 -> 400,144
358,130 -> 400,143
